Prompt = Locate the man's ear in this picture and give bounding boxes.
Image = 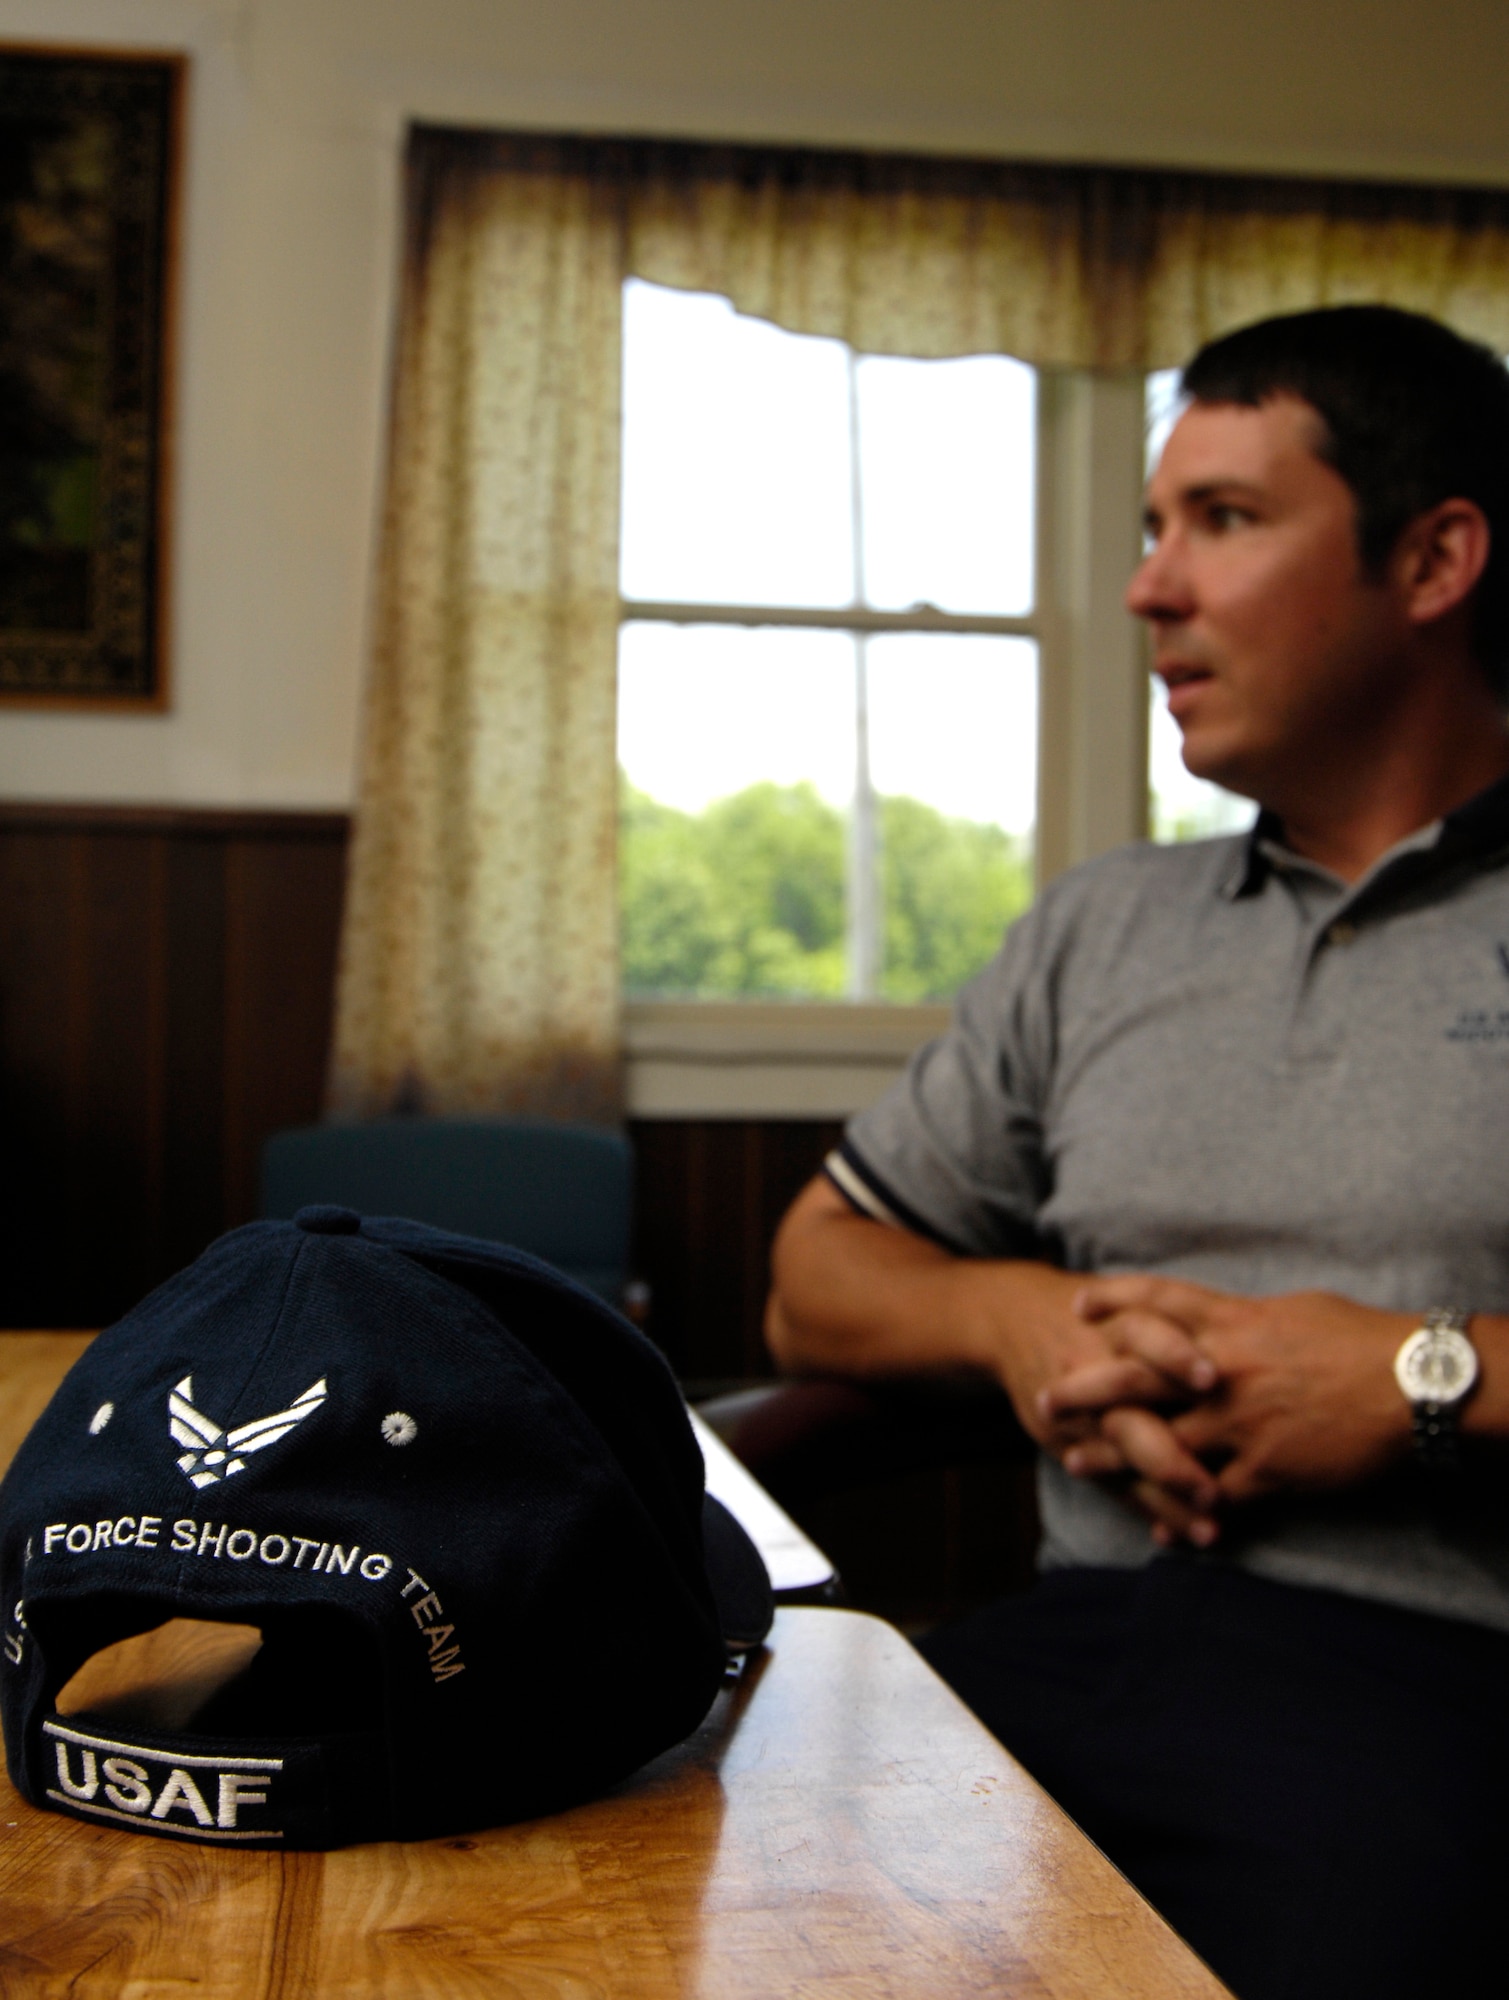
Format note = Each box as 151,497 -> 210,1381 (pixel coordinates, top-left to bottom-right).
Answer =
1395,498 -> 1492,629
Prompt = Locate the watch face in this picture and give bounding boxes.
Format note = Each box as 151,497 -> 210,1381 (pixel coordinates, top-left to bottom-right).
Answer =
1395,1327 -> 1479,1405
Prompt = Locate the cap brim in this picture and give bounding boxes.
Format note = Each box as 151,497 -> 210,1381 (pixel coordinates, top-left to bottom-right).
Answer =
701,1493 -> 774,1654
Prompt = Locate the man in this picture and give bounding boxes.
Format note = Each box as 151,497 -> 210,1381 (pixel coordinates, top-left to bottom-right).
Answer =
767,306 -> 1509,2000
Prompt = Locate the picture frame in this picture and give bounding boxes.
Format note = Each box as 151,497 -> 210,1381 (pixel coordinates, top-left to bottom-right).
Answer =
0,46 -> 182,709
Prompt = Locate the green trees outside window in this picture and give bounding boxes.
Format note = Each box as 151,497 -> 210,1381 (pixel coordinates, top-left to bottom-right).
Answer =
621,778 -> 1031,1002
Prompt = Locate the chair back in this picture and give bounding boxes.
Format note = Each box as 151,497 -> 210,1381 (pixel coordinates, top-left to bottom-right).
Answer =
260,1118 -> 632,1302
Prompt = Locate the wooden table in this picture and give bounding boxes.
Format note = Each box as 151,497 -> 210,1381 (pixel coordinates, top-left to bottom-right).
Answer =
0,1333 -> 1230,1997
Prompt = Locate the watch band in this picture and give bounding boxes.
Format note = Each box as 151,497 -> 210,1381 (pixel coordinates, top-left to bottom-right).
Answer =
1413,1400 -> 1462,1472
1405,1309 -> 1475,1472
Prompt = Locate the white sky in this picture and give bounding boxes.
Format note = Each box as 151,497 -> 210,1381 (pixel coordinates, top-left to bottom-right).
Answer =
618,288 -> 1246,844
619,623 -> 1039,832
620,279 -> 1036,614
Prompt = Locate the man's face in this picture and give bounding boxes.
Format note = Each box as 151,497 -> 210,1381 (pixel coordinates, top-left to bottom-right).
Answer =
1127,394 -> 1409,801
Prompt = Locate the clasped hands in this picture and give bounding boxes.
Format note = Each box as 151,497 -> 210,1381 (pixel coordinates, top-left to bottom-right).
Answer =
1031,1278 -> 1417,1546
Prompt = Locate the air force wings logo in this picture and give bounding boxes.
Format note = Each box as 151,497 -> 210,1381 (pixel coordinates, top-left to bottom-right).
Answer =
169,1377 -> 327,1488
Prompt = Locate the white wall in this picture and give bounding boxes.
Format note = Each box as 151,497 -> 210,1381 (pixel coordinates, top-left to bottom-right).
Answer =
5,0 -> 1509,808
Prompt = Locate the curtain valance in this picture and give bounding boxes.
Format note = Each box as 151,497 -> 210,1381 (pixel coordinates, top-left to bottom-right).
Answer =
422,127 -> 1509,367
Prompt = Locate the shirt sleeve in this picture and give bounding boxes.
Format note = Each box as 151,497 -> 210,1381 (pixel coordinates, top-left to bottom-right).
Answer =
832,885 -> 1065,1259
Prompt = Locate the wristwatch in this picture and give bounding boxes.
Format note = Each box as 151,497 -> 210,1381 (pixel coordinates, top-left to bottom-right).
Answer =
1394,1310 -> 1479,1470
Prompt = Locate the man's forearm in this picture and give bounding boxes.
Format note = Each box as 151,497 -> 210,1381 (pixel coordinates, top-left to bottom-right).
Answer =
768,1177 -> 1220,1527
768,1175 -> 1098,1400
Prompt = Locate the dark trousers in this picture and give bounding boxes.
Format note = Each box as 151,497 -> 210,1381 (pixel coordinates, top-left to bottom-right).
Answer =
918,1559 -> 1509,2000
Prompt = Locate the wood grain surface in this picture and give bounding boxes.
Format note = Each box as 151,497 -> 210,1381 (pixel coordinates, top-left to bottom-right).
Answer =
0,1334 -> 1232,1998
0,1333 -> 93,1473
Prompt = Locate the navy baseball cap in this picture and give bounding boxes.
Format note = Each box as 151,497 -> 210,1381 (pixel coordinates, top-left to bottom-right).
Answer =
0,1206 -> 772,1848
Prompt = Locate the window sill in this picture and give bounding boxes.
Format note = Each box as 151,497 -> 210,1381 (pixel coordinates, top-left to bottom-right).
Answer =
624,1000 -> 949,1119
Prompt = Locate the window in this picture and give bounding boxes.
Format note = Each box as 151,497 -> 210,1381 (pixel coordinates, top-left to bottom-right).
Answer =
619,281 -> 1039,1003
616,292 -> 1237,1112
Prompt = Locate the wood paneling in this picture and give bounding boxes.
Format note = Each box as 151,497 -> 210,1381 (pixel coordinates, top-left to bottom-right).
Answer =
627,1118 -> 842,1384
0,805 -> 347,1327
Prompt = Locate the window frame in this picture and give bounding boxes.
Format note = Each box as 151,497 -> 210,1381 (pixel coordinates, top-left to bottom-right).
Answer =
621,364 -> 1151,1121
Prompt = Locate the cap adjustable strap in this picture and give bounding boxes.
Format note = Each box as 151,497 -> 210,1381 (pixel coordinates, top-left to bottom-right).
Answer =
34,1712 -> 390,1848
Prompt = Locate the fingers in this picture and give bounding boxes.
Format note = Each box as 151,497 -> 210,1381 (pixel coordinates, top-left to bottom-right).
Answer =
1074,1275 -> 1222,1336
1119,1311 -> 1218,1391
1213,1452 -> 1280,1506
1036,1355 -> 1193,1425
1169,1403 -> 1236,1458
1040,1360 -> 1168,1424
1035,1409 -> 1110,1455
1077,1306 -> 1219,1394
1059,1435 -> 1127,1478
1042,1280 -> 1237,1552
1048,1408 -> 1216,1504
1128,1480 -> 1220,1549
1057,1425 -> 1222,1547
1098,1405 -> 1221,1513
1072,1274 -> 1161,1318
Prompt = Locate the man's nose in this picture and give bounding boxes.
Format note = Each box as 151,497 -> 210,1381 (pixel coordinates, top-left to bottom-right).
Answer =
1125,534 -> 1189,623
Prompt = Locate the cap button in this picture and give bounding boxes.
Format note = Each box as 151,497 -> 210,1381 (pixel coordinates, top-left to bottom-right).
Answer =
294,1204 -> 362,1235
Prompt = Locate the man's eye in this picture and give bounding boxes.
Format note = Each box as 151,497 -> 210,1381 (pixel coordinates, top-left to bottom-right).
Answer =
1208,504 -> 1253,531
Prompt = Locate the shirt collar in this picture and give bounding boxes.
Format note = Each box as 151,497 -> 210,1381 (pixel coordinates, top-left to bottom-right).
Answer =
1438,763 -> 1509,862
1219,808 -> 1284,900
1216,767 -> 1509,903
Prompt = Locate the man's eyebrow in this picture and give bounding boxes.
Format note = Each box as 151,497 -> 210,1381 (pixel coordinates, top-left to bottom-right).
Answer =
1174,479 -> 1268,507
1142,478 -> 1267,529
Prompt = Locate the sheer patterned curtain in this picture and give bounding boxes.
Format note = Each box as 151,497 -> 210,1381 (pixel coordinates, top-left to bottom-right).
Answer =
330,131 -> 1509,1122
329,137 -> 625,1122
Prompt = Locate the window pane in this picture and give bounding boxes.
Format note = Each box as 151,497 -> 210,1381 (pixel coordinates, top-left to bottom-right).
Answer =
619,622 -> 854,998
856,356 -> 1035,615
618,621 -> 1035,1000
618,620 -> 857,810
620,281 -> 853,607
620,282 -> 1039,617
866,633 -> 1036,1000
1148,682 -> 1255,843
1145,366 -> 1183,475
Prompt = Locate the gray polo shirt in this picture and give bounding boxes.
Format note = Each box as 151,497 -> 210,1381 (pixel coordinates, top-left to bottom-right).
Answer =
835,776 -> 1509,1633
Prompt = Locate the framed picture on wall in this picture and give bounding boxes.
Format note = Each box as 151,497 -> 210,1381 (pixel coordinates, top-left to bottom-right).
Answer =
0,46 -> 182,709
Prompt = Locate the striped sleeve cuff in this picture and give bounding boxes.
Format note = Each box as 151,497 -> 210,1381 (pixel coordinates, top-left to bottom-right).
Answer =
822,1141 -> 958,1250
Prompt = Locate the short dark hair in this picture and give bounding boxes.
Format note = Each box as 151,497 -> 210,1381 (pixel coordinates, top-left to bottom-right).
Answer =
1181,305 -> 1509,700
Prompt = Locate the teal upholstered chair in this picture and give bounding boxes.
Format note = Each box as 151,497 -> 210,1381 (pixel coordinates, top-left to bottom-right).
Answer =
259,1118 -> 633,1305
